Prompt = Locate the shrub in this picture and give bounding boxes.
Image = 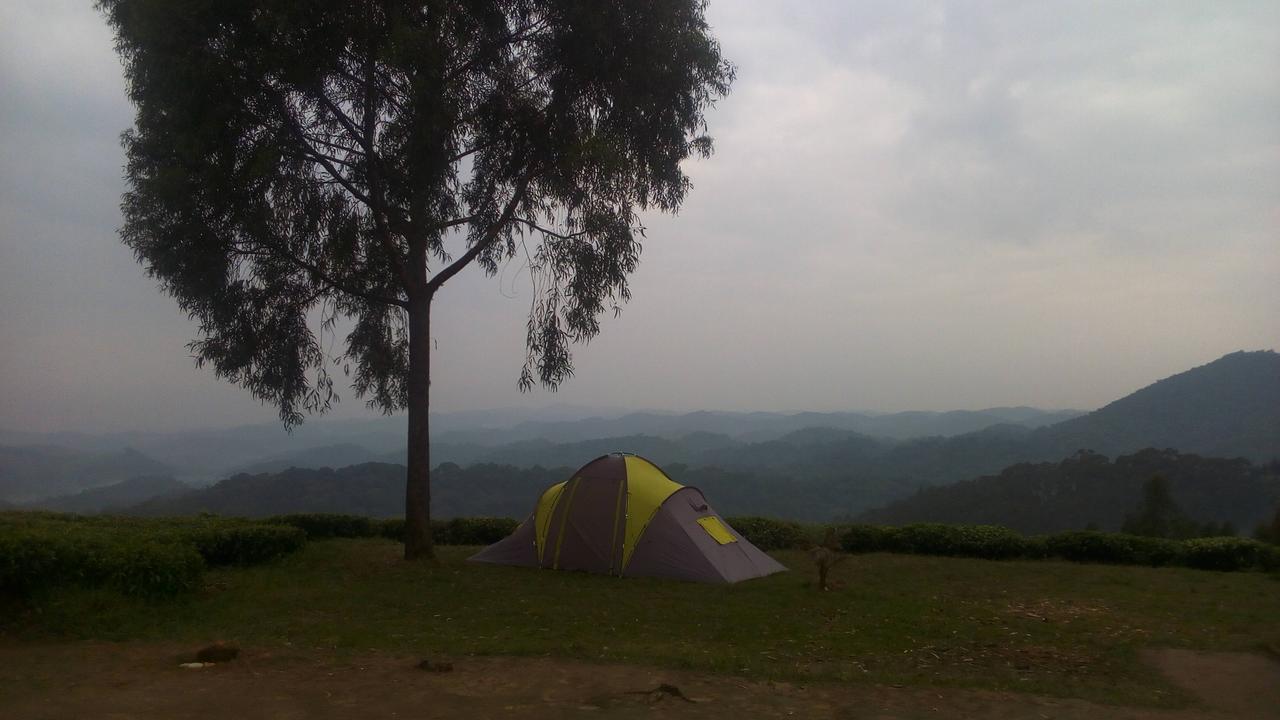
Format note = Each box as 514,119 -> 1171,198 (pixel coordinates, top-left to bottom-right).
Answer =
0,512 -> 305,599
724,516 -> 813,551
884,524 -> 1029,560
179,523 -> 307,566
102,541 -> 205,597
1126,535 -> 1185,567
1043,531 -> 1141,564
1180,537 -> 1268,572
0,523 -> 204,598
433,517 -> 519,545
840,524 -> 897,554
267,513 -> 378,539
1259,544 -> 1280,572
378,517 -> 519,545
379,518 -> 405,542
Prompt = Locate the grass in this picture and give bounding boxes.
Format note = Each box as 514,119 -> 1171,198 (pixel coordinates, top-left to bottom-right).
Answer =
4,537 -> 1279,708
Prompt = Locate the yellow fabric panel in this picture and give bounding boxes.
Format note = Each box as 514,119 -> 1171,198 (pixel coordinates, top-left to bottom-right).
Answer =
534,480 -> 567,565
621,455 -> 684,570
696,516 -> 738,545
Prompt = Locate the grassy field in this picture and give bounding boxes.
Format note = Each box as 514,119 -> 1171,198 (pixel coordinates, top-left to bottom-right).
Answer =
4,537 -> 1278,708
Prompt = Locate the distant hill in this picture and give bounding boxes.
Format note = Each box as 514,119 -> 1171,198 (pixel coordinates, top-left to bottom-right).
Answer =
425,350 -> 1280,494
128,463 -> 571,519
1031,350 -> 1280,462
858,449 -> 1280,534
122,448 -> 1280,533
0,445 -> 174,503
25,475 -> 190,514
429,406 -> 1084,446
228,443 -> 383,475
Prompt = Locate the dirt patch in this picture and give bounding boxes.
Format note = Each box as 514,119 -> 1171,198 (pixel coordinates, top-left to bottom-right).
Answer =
0,641 -> 1273,719
1005,598 -> 1111,624
1144,648 -> 1280,719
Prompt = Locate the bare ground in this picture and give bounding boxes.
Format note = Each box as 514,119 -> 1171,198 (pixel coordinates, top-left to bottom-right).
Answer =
2,643 -> 1278,719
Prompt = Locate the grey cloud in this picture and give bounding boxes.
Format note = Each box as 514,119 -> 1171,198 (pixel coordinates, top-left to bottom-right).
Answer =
0,0 -> 1276,432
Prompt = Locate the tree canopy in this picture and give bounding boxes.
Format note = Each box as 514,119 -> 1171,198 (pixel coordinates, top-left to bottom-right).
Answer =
100,0 -> 731,421
99,0 -> 733,557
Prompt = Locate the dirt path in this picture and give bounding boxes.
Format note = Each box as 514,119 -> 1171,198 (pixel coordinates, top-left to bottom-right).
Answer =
2,643 -> 1277,719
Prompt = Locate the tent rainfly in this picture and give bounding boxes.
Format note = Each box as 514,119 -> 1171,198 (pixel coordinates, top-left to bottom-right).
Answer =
468,453 -> 786,583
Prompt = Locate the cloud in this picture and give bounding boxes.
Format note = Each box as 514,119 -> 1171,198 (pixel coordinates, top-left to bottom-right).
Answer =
1,0 -> 1277,432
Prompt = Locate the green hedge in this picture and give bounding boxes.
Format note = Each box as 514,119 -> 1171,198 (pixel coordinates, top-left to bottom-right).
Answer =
838,522 -> 1275,572
177,523 -> 307,566
1042,531 -> 1184,567
0,512 -> 305,598
0,523 -> 204,598
723,516 -> 815,551
267,513 -> 378,539
379,517 -> 520,545
1181,537 -> 1272,571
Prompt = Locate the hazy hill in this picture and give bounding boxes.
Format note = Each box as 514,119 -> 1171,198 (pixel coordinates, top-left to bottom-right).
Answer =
0,445 -> 173,503
25,475 -> 190,514
429,406 -> 1084,446
229,443 -> 382,476
424,350 -> 1280,488
129,463 -> 570,519
858,449 -> 1280,534
121,448 -> 1279,531
1031,350 -> 1280,462
7,350 -> 1274,509
0,405 -> 1082,484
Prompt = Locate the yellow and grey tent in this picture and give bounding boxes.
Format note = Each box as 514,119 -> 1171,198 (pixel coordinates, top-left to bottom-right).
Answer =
468,453 -> 786,583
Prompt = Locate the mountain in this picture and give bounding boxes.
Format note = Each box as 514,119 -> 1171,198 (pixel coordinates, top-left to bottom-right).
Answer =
419,350 -> 1280,490
858,449 -> 1280,534
25,475 -> 190,514
0,445 -> 174,503
129,463 -> 570,519
228,443 -> 383,475
429,407 -> 1084,446
1031,350 -> 1280,462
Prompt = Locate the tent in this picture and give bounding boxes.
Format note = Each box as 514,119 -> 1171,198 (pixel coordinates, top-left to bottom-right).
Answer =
469,453 -> 786,583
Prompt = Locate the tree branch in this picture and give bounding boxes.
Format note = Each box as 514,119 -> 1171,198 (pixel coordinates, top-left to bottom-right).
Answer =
512,217 -> 589,241
229,241 -> 407,309
425,169 -> 535,296
359,22 -> 412,292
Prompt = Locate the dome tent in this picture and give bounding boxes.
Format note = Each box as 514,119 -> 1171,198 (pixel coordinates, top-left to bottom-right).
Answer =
468,453 -> 787,583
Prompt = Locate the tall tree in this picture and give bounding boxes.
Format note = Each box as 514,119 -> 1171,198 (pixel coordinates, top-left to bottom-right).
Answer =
98,0 -> 732,559
1121,475 -> 1198,539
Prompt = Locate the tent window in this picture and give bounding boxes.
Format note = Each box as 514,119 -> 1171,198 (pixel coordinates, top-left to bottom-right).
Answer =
696,516 -> 737,545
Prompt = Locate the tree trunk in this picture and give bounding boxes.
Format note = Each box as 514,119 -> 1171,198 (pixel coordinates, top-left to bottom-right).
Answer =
404,294 -> 435,560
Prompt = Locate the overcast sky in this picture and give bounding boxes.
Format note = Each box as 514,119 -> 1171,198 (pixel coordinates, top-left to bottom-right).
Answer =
1,1 -> 1277,434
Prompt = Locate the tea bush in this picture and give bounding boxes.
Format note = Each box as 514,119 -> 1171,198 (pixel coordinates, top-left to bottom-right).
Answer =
840,524 -> 897,553
723,516 -> 814,551
267,513 -> 378,539
0,522 -> 204,598
1180,537 -> 1270,571
379,517 -> 519,545
178,523 -> 307,566
0,512 -> 304,598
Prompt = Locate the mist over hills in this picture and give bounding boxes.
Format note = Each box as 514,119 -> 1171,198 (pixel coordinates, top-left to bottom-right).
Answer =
2,350 -> 1277,522
0,404 -> 1084,487
0,446 -> 173,503
21,475 -> 190,514
859,449 -> 1280,533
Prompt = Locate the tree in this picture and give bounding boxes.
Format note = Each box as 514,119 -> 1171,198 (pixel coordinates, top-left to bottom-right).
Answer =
98,0 -> 733,559
1256,505 -> 1280,545
1121,475 -> 1198,539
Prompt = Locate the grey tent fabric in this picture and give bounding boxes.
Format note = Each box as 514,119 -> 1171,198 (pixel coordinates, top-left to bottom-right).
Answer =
469,453 -> 787,584
625,488 -> 786,583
